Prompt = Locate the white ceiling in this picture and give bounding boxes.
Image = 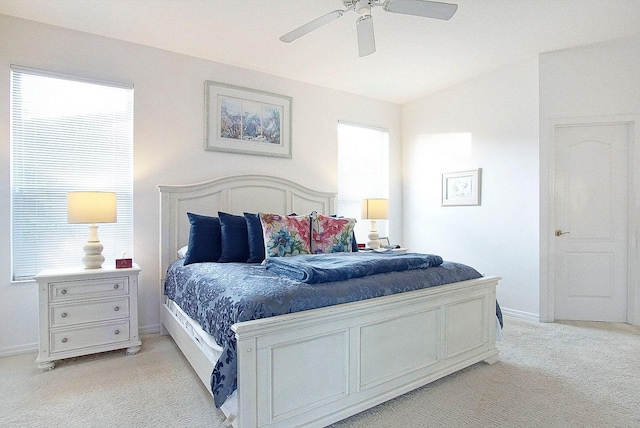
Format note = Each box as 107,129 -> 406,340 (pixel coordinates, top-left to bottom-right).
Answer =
1,0 -> 640,104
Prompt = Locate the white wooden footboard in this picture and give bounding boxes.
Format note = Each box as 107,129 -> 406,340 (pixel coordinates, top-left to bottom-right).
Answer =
233,275 -> 500,428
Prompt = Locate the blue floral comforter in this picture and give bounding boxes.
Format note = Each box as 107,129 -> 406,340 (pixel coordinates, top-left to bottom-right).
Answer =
163,257 -> 483,408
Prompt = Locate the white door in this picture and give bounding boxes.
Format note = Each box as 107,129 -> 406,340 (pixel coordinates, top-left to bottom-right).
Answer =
554,123 -> 629,322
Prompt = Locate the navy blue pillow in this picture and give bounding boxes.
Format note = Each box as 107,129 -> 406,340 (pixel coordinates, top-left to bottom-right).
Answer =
218,212 -> 250,263
244,212 -> 265,263
183,212 -> 222,265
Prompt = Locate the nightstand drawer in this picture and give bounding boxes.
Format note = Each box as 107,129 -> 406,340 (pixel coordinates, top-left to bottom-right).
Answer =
50,298 -> 130,328
50,277 -> 129,302
50,320 -> 130,354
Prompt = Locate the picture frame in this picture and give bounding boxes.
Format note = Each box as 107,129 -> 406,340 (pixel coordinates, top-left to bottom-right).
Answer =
441,168 -> 481,206
379,237 -> 390,248
205,81 -> 292,158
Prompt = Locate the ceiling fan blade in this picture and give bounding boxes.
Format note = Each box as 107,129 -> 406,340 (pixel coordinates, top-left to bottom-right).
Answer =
383,0 -> 458,20
356,14 -> 375,57
280,10 -> 346,43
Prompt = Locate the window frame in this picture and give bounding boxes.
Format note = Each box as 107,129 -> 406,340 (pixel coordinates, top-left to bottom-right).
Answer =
337,121 -> 390,245
10,66 -> 134,281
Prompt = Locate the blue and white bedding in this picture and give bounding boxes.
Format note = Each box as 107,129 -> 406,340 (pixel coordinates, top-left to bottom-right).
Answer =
164,253 -> 484,408
265,251 -> 444,283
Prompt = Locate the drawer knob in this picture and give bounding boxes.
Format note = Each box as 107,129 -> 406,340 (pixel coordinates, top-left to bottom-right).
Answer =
114,306 -> 120,311
61,289 -> 67,295
61,312 -> 68,318
115,330 -> 120,335
61,338 -> 68,343
114,284 -> 119,290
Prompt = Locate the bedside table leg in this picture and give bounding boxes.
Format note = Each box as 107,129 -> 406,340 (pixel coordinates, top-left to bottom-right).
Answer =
126,345 -> 141,355
37,361 -> 55,370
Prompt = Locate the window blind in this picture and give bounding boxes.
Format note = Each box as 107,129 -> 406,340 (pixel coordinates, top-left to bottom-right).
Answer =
337,122 -> 390,244
11,67 -> 134,281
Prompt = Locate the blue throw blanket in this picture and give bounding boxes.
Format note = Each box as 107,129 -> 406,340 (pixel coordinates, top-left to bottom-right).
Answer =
265,251 -> 444,284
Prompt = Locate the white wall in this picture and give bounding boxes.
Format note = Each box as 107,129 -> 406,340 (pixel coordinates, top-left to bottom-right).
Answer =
401,36 -> 640,322
402,58 -> 540,319
0,14 -> 402,355
539,36 -> 640,324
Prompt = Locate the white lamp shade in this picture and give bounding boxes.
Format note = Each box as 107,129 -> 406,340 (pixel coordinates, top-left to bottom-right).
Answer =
361,198 -> 389,220
67,191 -> 117,224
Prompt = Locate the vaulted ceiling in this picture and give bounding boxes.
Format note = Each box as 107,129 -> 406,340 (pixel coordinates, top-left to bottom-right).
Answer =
1,0 -> 639,104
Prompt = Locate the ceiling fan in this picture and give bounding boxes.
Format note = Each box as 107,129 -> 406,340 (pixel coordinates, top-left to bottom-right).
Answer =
279,0 -> 458,57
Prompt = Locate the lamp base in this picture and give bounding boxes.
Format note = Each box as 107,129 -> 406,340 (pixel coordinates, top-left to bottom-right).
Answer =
82,224 -> 105,269
367,220 -> 380,249
83,241 -> 105,269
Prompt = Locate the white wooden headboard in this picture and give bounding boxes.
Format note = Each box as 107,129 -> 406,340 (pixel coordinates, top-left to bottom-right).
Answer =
158,175 -> 335,281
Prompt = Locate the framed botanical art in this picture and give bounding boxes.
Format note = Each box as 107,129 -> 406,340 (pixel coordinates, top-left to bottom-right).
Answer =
441,168 -> 481,206
205,81 -> 292,158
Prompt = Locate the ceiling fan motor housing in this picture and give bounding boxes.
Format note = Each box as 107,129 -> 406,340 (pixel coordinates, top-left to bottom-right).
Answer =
344,0 -> 387,8
354,0 -> 372,15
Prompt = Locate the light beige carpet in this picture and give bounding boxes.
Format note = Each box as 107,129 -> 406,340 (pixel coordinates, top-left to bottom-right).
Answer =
1,318 -> 638,427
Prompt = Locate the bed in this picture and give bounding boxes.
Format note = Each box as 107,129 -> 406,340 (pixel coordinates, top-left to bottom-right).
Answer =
159,175 -> 501,428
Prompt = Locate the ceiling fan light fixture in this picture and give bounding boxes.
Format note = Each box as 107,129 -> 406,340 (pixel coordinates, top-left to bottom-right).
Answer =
355,0 -> 372,15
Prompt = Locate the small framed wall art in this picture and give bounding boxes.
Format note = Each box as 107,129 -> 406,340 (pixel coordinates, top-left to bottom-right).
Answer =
205,81 -> 292,158
441,168 -> 481,206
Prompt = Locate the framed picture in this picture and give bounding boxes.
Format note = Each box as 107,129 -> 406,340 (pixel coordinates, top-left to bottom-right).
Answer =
205,81 -> 292,158
379,237 -> 390,248
441,168 -> 481,206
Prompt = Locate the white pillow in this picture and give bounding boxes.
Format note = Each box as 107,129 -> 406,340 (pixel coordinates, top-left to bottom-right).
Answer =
177,246 -> 188,259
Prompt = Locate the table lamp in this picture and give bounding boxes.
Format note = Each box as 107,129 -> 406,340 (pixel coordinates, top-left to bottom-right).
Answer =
361,198 -> 388,249
67,191 -> 117,269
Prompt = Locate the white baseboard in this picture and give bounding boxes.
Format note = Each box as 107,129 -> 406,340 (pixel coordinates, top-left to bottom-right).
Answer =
0,342 -> 37,358
139,323 -> 161,335
501,307 -> 539,323
0,311 -> 541,357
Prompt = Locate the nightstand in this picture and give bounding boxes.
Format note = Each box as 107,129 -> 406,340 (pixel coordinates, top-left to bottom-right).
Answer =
34,264 -> 142,370
361,247 -> 409,253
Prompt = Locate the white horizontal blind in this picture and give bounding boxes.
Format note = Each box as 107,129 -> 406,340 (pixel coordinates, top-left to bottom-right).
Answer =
11,67 -> 134,280
337,122 -> 389,244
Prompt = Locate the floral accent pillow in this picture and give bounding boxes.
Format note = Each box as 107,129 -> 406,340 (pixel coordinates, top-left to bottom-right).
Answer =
259,213 -> 312,258
311,213 -> 356,254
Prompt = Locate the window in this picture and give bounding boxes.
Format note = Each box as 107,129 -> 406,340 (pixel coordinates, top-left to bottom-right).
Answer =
337,122 -> 389,245
11,67 -> 134,281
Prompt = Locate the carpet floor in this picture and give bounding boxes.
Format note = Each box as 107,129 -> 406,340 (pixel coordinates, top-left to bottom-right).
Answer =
1,317 -> 638,427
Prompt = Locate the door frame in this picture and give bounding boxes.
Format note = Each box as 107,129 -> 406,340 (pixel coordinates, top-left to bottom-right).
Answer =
540,114 -> 640,325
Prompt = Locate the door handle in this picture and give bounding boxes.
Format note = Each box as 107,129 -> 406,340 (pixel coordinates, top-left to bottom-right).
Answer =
555,230 -> 570,237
